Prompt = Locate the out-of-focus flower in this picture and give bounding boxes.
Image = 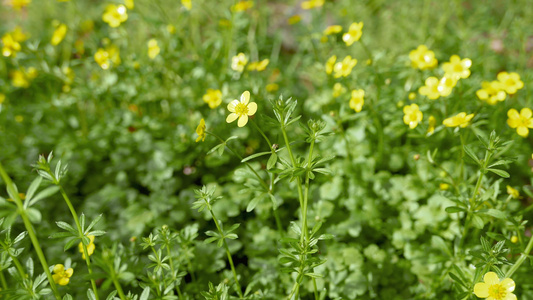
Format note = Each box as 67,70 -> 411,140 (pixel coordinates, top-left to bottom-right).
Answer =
403,104 -> 423,129
102,4 -> 128,28
349,89 -> 364,112
233,0 -> 253,12
15,115 -> 24,122
439,183 -> 449,190
443,112 -> 474,128
288,15 -> 301,25
301,0 -> 324,9
476,81 -> 506,105
147,39 -> 160,59
408,92 -> 416,100
7,0 -> 31,10
226,91 -> 257,127
52,264 -> 73,286
342,22 -> 363,46
0,93 -> 5,104
231,53 -> 248,72
203,89 -> 222,109
2,27 -> 28,57
442,55 -> 472,79
78,235 -> 95,260
437,76 -> 458,97
419,77 -> 440,100
506,185 -> 520,199
266,83 -> 279,92
94,45 -> 121,70
167,24 -> 176,34
409,45 -> 438,70
325,55 -> 336,75
181,0 -> 191,10
11,67 -> 37,88
497,72 -> 524,94
427,115 -> 436,134
247,59 -> 269,71
474,272 -> 515,300
124,0 -> 134,9
332,83 -> 345,98
507,108 -> 533,138
333,56 -> 357,78
51,23 -> 68,46
196,118 -> 206,142
324,25 -> 342,35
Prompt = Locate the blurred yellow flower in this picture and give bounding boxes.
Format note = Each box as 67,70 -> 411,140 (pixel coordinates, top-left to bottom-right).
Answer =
51,23 -> 68,46
247,59 -> 269,71
196,118 -> 206,142
506,185 -> 519,199
181,0 -> 191,10
442,55 -> 472,79
408,92 -> 416,100
15,115 -> 24,123
324,25 -> 342,35
0,93 -> 5,104
94,45 -> 120,70
325,55 -> 336,75
419,77 -> 440,100
474,272 -> 515,300
332,83 -> 345,98
443,112 -> 474,128
11,67 -> 37,88
476,81 -> 506,105
301,0 -> 324,9
2,27 -> 28,57
439,183 -> 449,190
78,235 -> 95,260
409,45 -> 438,70
147,39 -> 160,59
7,0 -> 31,10
226,91 -> 257,127
511,236 -> 518,243
427,115 -> 436,134
507,108 -> 533,138
288,15 -> 301,25
124,0 -> 134,9
403,104 -> 423,129
52,264 -> 73,286
349,89 -> 364,113
203,89 -> 222,109
497,72 -> 524,95
233,0 -> 253,12
102,4 -> 128,28
342,22 -> 363,46
231,53 -> 248,72
266,83 -> 279,92
437,76 -> 458,97
333,56 -> 357,78
167,24 -> 176,34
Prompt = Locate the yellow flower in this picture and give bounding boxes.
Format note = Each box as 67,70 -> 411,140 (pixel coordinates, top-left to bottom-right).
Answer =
437,76 -> 458,97
332,83 -> 345,98
167,24 -> 176,34
443,112 -> 474,128
427,115 -> 436,134
403,104 -> 423,129
203,89 -> 222,109
102,4 -> 128,28
78,235 -> 95,260
497,72 -> 524,95
507,108 -> 533,138
408,92 -> 416,100
147,39 -> 160,59
324,25 -> 342,35
2,34 -> 21,57
476,81 -> 506,105
11,67 -> 37,88
94,45 -> 121,70
349,89 -> 364,113
7,0 -> 31,10
511,236 -> 518,243
124,0 -> 134,9
233,0 -> 253,12
442,55 -> 472,79
196,118 -> 206,142
181,0 -> 191,10
266,83 -> 279,92
325,55 -> 336,75
333,56 -> 357,78
226,91 -> 257,127
231,53 -> 248,72
439,183 -> 449,190
51,23 -> 67,46
0,93 -> 5,104
301,0 -> 324,9
247,59 -> 269,71
342,22 -> 363,46
474,272 -> 516,300
409,45 -> 438,70
506,185 -> 519,199
419,77 -> 440,100
288,15 -> 301,25
52,264 -> 73,286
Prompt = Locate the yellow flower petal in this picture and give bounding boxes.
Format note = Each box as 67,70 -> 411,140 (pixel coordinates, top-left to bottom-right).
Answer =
500,278 -> 515,292
517,126 -> 529,137
241,91 -> 250,104
227,100 -> 239,112
237,115 -> 248,127
226,113 -> 238,123
247,102 -> 257,115
474,282 -> 489,298
521,108 -> 532,119
483,272 -> 500,285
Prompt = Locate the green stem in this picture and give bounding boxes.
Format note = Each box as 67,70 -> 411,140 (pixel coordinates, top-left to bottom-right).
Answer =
109,262 -> 127,300
506,231 -> 533,278
58,187 -> 99,300
208,210 -> 243,299
0,269 -> 7,291
166,244 -> 183,297
0,162 -> 61,300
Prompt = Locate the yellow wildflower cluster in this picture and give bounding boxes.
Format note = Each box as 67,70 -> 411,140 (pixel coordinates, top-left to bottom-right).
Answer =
233,0 -> 253,12
349,89 -> 365,113
443,112 -> 474,128
330,56 -> 357,78
477,72 -> 523,105
301,0 -> 324,10
203,89 -> 222,109
52,264 -> 73,286
231,53 -> 248,72
342,22 -> 363,46
2,26 -> 28,57
78,235 -> 96,259
403,104 -> 423,129
474,272 -> 516,300
94,44 -> 121,70
102,4 -> 128,28
11,67 -> 37,88
409,45 -> 438,70
7,0 -> 31,10
418,54 -> 471,100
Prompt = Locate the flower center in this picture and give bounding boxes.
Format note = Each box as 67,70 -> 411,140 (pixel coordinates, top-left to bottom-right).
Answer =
488,284 -> 506,300
235,103 -> 249,116
453,64 -> 464,73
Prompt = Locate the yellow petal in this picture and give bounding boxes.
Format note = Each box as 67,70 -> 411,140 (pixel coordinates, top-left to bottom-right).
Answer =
500,278 -> 515,292
53,264 -> 65,273
237,115 -> 248,127
483,272 -> 500,285
64,268 -> 73,277
59,277 -> 70,286
247,102 -> 257,116
227,100 -> 239,112
521,108 -> 532,119
241,91 -> 250,104
507,109 -> 519,119
517,126 -> 529,137
473,282 -> 489,298
226,113 -> 238,123
503,293 -> 517,300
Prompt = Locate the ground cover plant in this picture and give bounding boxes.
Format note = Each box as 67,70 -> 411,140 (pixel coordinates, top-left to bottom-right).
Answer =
1,0 -> 533,299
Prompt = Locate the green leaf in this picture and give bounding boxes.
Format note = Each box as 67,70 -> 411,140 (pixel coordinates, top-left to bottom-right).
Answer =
487,168 -> 510,178
463,145 -> 481,165
246,193 -> 264,212
87,289 -> 97,300
207,143 -> 225,156
56,221 -> 77,234
445,206 -> 466,213
448,272 -> 467,289
64,237 -> 79,251
24,176 -> 42,205
27,186 -> 60,207
26,208 -> 42,223
304,273 -> 323,278
241,151 -> 271,163
481,209 -> 506,220
86,214 -> 103,232
267,153 -> 278,170
471,214 -> 484,229
140,287 -> 150,300
49,232 -> 74,239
